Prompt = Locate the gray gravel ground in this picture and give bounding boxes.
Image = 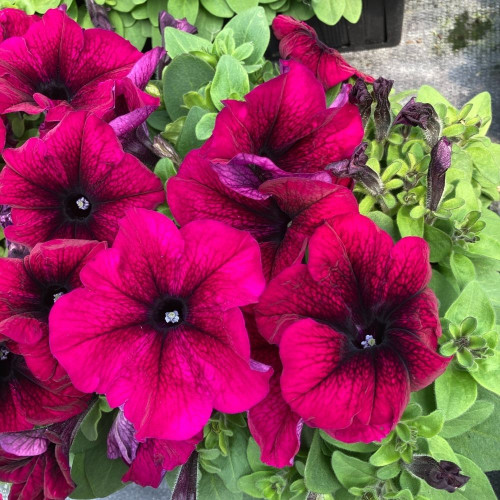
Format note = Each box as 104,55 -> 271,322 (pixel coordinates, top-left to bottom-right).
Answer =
109,1 -> 499,498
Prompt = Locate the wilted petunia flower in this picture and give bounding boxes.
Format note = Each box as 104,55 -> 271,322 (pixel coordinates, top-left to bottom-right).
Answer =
426,137 -> 452,212
372,77 -> 394,142
0,8 -> 144,121
0,205 -> 28,258
245,309 -> 302,468
0,112 -> 164,248
405,455 -> 470,493
0,415 -> 80,499
199,61 -> 364,174
393,97 -> 441,146
0,8 -> 40,42
49,209 -> 271,441
0,239 -> 105,384
168,152 -> 359,279
349,78 -> 374,127
272,15 -> 374,90
108,410 -> 201,488
85,0 -> 113,30
256,214 -> 450,443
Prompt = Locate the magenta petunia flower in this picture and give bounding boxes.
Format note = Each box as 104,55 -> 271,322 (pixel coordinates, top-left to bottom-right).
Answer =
272,16 -> 374,90
0,8 -> 144,120
108,410 -> 201,488
168,152 -> 359,279
198,61 -> 364,173
0,239 -> 105,384
0,416 -> 79,499
0,111 -> 164,247
245,310 -> 302,468
256,214 -> 450,443
0,8 -> 40,43
49,209 -> 271,441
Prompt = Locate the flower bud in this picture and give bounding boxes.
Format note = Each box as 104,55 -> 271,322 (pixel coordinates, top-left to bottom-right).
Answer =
426,137 -> 452,212
326,143 -> 384,196
393,97 -> 441,146
152,135 -> 181,167
349,79 -> 373,127
372,77 -> 393,142
85,0 -> 113,31
405,455 -> 469,493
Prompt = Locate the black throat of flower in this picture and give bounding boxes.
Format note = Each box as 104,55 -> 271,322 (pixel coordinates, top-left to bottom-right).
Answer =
35,79 -> 73,102
63,193 -> 93,222
0,343 -> 16,382
39,284 -> 69,317
149,296 -> 188,334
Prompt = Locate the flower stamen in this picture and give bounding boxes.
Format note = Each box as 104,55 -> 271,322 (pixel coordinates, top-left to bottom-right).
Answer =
76,197 -> 90,211
165,310 -> 180,324
361,334 -> 377,349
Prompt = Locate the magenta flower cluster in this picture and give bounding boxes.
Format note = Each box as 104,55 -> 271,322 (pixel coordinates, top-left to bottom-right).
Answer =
0,9 -> 449,498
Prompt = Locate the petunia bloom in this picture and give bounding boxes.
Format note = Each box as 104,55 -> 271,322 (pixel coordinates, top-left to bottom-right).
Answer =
108,410 -> 201,488
272,15 -> 374,90
0,8 -> 143,120
0,416 -> 79,499
0,239 -> 105,384
0,8 -> 40,42
245,309 -> 302,468
168,152 -> 359,279
50,209 -> 271,441
198,61 -> 364,174
256,214 -> 450,443
0,111 -> 164,247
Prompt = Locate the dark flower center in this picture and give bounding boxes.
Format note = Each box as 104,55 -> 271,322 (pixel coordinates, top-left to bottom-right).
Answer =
64,194 -> 92,220
354,318 -> 386,349
149,296 -> 187,333
0,344 -> 15,382
35,79 -> 73,102
40,284 -> 68,316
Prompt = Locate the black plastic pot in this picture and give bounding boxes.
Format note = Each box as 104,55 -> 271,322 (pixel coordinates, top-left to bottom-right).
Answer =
267,0 -> 405,59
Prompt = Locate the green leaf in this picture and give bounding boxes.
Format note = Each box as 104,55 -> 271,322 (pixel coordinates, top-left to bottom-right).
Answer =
163,54 -> 215,120
420,454 -> 496,499
200,0 -> 234,18
342,0 -> 362,23
154,157 -> 177,186
447,388 -> 500,471
222,7 -> 270,64
168,0 -> 199,23
198,471 -> 241,500
427,435 -> 459,463
376,461 -> 402,480
445,281 -> 495,333
177,106 -> 208,157
79,399 -> 104,442
305,431 -> 341,494
367,211 -> 398,241
311,0 -> 346,25
70,413 -> 128,499
319,431 -> 378,453
211,426 -> 251,493
417,85 -> 455,112
413,410 -> 444,438
195,112 -> 217,140
163,27 -> 212,59
399,470 -> 422,497
463,92 -> 492,136
467,233 -> 500,261
195,6 -> 224,41
397,205 -> 424,237
227,0 -> 258,13
469,350 -> 500,395
369,443 -> 401,466
331,451 -> 378,490
424,225 -> 452,263
440,400 -> 494,438
435,364 -> 477,420
450,252 -> 476,289
429,270 -> 459,315
246,438 -> 269,472
211,55 -> 249,109
238,471 -> 273,497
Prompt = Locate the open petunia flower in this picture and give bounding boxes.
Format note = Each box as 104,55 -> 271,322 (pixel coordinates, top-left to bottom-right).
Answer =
0,8 -> 40,42
0,239 -> 105,384
49,209 -> 271,441
168,152 -> 359,279
256,214 -> 450,443
0,8 -> 144,120
198,61 -> 364,174
0,416 -> 79,499
272,15 -> 374,90
108,410 -> 201,488
0,111 -> 164,247
245,309 -> 302,468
